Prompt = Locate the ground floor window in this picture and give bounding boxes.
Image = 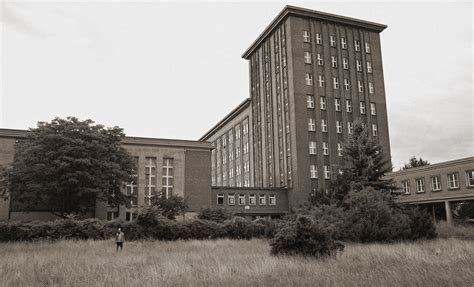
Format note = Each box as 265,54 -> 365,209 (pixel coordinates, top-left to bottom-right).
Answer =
217,194 -> 224,205
238,194 -> 246,205
125,211 -> 137,222
249,194 -> 256,205
228,194 -> 235,205
259,195 -> 266,205
107,211 -> 119,221
269,195 -> 276,206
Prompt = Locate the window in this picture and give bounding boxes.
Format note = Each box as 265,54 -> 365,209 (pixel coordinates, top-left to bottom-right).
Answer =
346,100 -> 352,112
315,33 -> 322,44
356,60 -> 362,72
466,170 -> 474,187
309,141 -> 317,155
244,179 -> 250,187
126,157 -> 139,206
367,62 -> 372,73
217,194 -> 224,205
360,102 -> 366,114
145,157 -> 157,206
343,58 -> 349,69
321,119 -> 328,132
402,180 -> 411,194
333,77 -> 339,89
335,98 -> 341,111
162,158 -> 174,199
259,194 -> 266,205
228,194 -> 235,205
243,142 -> 249,154
125,212 -> 137,222
269,195 -> 276,205
348,122 -> 354,134
324,166 -> 330,179
365,42 -> 371,53
307,95 -> 315,108
236,165 -> 241,175
336,121 -> 342,133
416,178 -> 425,193
370,103 -> 377,115
107,211 -> 119,221
318,75 -> 325,87
305,73 -> 313,86
243,122 -> 249,135
308,118 -> 316,131
303,30 -> 310,43
331,56 -> 338,68
354,40 -> 360,51
320,97 -> 327,110
304,52 -> 312,64
448,173 -> 459,189
341,37 -> 347,49
317,54 -> 324,66
238,194 -> 246,205
431,176 -> 441,191
369,82 -> 374,94
337,143 -> 343,156
244,161 -> 250,173
372,124 -> 378,137
330,35 -> 336,47
322,142 -> 329,155
358,81 -> 364,92
249,194 -> 256,205
310,165 -> 318,178
344,79 -> 350,90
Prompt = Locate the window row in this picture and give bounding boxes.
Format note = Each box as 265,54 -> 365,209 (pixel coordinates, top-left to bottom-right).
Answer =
302,30 -> 371,53
217,193 -> 276,206
306,96 -> 377,115
304,74 -> 374,93
303,52 -> 372,72
401,170 -> 474,194
308,119 -> 378,137
309,141 -> 344,156
310,165 -> 331,179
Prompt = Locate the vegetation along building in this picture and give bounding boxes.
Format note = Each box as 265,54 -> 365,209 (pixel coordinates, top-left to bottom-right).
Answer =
200,5 -> 391,210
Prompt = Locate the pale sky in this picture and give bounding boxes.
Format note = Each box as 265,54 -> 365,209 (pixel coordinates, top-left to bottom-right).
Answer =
0,0 -> 472,170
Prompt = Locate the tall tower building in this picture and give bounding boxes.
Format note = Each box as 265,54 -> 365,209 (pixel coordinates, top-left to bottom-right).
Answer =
201,5 -> 391,210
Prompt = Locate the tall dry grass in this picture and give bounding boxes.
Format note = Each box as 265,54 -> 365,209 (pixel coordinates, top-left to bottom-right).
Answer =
0,238 -> 473,287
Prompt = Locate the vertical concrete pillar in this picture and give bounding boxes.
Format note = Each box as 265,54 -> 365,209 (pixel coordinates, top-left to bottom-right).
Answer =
445,201 -> 453,225
431,204 -> 436,224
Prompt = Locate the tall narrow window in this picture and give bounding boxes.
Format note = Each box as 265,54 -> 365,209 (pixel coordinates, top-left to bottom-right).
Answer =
324,166 -> 330,179
307,95 -> 315,108
370,103 -> 377,115
321,119 -> 328,132
369,82 -> 374,94
372,124 -> 378,137
336,121 -> 342,133
354,40 -> 360,51
331,56 -> 338,68
217,194 -> 224,205
365,42 -> 371,53
431,176 -> 441,191
337,143 -> 343,156
238,194 -> 246,205
346,100 -> 352,112
318,75 -> 325,87
402,180 -> 411,194
317,54 -> 324,66
360,102 -> 366,114
259,194 -> 266,205
126,157 -> 139,206
303,31 -> 310,43
334,98 -> 341,111
309,141 -> 317,155
330,35 -> 336,47
356,60 -> 362,72
333,77 -> 339,89
315,33 -> 322,44
304,52 -> 312,64
144,157 -> 157,206
448,173 -> 459,189
343,58 -> 349,69
310,165 -> 318,178
305,73 -> 313,86
322,142 -> 329,155
348,122 -> 354,134
341,37 -> 347,49
320,97 -> 327,110
466,170 -> 474,187
358,81 -> 364,92
162,158 -> 174,199
228,194 -> 235,205
249,194 -> 256,205
367,62 -> 373,73
269,195 -> 276,205
416,178 -> 425,193
344,78 -> 350,90
308,118 -> 316,131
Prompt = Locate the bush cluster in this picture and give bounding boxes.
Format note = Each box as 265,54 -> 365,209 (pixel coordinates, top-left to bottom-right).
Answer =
0,208 -> 281,242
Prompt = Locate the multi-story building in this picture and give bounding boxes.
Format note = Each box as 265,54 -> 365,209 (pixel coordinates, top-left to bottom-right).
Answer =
201,5 -> 391,209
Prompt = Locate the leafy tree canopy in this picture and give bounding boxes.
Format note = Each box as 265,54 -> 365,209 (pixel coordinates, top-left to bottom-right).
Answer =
152,193 -> 188,220
4,117 -> 134,218
402,156 -> 430,170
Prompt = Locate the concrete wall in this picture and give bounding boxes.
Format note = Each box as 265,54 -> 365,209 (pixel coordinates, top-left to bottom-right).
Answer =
185,149 -> 212,212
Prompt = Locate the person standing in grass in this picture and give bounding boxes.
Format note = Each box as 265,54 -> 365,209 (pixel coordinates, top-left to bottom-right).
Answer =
115,228 -> 125,251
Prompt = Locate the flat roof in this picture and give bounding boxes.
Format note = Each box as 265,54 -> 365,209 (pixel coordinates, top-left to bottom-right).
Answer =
385,157 -> 474,177
0,128 -> 212,150
242,5 -> 387,59
199,98 -> 251,141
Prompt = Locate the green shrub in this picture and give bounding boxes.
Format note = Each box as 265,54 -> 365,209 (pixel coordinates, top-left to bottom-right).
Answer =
308,204 -> 346,241
403,207 -> 437,240
270,215 -> 344,257
198,207 -> 233,223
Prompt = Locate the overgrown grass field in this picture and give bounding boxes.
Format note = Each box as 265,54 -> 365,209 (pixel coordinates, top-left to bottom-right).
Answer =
1,237 -> 473,287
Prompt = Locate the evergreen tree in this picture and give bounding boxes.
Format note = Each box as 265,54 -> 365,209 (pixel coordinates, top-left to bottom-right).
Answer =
329,120 -> 393,204
4,117 -> 135,218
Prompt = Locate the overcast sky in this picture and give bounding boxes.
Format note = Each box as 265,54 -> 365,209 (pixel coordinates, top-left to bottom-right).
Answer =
0,0 -> 472,170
